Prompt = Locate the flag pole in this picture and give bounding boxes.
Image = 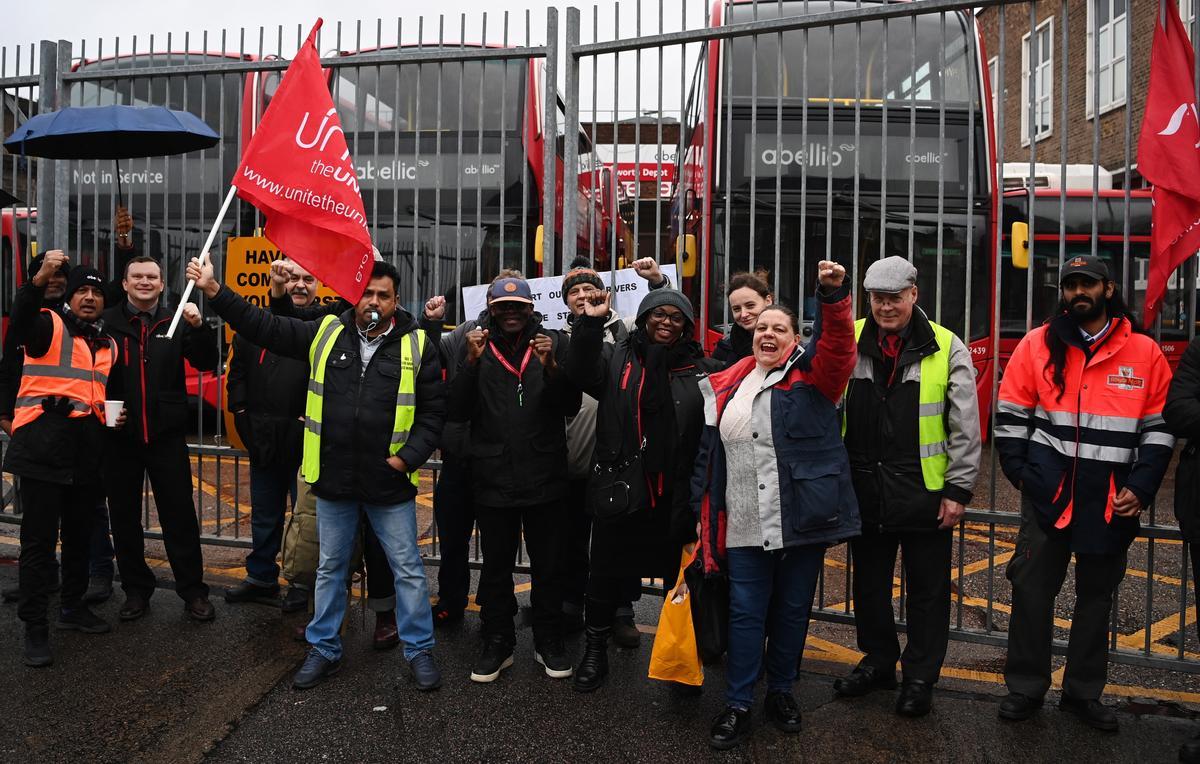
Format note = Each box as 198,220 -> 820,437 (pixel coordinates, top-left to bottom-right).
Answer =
166,184 -> 239,338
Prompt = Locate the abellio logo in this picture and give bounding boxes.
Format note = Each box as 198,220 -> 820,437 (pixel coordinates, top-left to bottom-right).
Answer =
760,143 -> 843,169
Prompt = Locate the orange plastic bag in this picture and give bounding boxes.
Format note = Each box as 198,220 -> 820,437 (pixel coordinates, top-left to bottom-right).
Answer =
647,549 -> 703,686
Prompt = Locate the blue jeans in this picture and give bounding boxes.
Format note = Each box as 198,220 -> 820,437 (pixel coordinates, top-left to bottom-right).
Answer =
307,497 -> 434,661
245,464 -> 298,586
89,501 -> 115,580
725,544 -> 825,709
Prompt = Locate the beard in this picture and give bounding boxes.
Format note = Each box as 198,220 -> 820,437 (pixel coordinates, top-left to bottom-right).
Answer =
1061,295 -> 1106,324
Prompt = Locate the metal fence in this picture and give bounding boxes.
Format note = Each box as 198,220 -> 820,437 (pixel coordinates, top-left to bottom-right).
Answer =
2,0 -> 1198,675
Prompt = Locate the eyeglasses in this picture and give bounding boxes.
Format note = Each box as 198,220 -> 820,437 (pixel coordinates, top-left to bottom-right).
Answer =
649,309 -> 686,326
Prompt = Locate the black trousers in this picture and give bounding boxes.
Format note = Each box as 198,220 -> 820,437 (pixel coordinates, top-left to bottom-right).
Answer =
475,500 -> 566,645
850,528 -> 953,683
18,476 -> 97,627
1004,498 -> 1129,701
432,455 -> 475,612
584,575 -> 648,628
1192,543 -> 1200,644
106,433 -> 208,601
564,478 -> 591,611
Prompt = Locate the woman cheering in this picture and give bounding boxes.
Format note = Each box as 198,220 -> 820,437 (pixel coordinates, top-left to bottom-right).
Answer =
693,261 -> 860,749
564,288 -> 721,692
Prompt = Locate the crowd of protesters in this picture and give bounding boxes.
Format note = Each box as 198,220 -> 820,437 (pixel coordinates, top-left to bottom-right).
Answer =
4,227 -> 1190,753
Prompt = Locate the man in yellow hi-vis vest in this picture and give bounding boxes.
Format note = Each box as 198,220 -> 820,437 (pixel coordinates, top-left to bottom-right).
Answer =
188,255 -> 446,692
834,256 -> 981,718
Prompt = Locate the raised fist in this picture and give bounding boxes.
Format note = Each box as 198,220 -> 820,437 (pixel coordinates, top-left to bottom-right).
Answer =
465,328 -> 490,363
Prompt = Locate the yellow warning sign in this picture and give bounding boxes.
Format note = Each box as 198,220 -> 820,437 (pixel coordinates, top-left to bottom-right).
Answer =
222,235 -> 341,344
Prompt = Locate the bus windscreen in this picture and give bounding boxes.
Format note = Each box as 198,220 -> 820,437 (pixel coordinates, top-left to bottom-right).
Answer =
723,2 -> 977,108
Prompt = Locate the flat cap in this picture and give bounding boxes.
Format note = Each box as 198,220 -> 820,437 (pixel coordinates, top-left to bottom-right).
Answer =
863,256 -> 918,294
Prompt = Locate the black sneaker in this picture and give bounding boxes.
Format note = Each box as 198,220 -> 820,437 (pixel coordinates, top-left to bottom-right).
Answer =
56,606 -> 112,634
83,576 -> 113,604
534,640 -> 574,679
293,648 -> 341,690
1,584 -> 18,604
281,586 -> 310,614
470,635 -> 514,683
223,580 -> 281,606
23,625 -> 51,668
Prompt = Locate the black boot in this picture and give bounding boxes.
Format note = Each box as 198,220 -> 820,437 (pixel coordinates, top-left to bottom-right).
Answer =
573,626 -> 610,693
23,625 -> 52,668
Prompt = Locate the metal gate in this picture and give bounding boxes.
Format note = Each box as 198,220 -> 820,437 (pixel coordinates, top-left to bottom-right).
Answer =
2,0 -> 1199,675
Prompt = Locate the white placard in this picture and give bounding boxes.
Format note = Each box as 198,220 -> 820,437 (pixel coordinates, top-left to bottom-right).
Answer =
462,264 -> 679,330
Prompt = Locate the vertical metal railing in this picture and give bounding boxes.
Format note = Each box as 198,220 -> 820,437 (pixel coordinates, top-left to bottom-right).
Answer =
2,0 -> 1199,675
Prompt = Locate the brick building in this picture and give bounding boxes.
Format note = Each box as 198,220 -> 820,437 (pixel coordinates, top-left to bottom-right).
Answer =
978,0 -> 1198,190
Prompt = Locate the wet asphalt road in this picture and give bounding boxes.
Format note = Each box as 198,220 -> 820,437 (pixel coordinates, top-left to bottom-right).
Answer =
1,551 -> 1198,764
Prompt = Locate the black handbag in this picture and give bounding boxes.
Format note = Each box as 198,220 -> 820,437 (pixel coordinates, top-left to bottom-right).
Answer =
585,447 -> 647,520
684,551 -> 729,665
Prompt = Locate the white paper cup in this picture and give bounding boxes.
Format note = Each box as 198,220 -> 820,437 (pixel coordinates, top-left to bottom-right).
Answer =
104,400 -> 124,428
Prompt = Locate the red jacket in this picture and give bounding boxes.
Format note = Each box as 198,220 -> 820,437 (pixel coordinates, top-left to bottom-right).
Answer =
996,314 -> 1174,553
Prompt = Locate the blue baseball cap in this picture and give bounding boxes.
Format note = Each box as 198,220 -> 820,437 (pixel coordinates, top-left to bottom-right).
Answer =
488,277 -> 534,305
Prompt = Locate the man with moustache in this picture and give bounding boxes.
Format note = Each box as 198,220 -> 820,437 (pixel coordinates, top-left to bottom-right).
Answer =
994,255 -> 1174,731
224,260 -> 319,607
6,251 -> 120,666
187,254 -> 446,692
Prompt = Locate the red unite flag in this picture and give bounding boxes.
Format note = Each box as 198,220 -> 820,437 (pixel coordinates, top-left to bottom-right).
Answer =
232,19 -> 373,303
1139,0 -> 1200,328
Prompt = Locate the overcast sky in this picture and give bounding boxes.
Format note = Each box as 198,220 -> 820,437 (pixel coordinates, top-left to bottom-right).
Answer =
6,0 -> 713,119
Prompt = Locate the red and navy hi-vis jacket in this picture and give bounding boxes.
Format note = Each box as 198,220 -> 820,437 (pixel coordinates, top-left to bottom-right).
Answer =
691,284 -> 860,575
996,313 -> 1175,554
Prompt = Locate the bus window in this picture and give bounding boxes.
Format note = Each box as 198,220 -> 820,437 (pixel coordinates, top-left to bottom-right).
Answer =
724,2 -> 977,108
332,59 -> 524,134
70,55 -> 243,137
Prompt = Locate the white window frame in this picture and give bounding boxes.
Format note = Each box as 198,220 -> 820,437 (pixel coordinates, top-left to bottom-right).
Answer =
1086,0 -> 1128,118
1184,0 -> 1197,40
1020,18 -> 1054,146
987,56 -> 999,127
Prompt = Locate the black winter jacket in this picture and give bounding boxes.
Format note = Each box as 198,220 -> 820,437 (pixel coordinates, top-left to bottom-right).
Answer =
446,315 -> 580,507
103,300 -> 219,443
1165,340 -> 1200,544
227,332 -> 307,469
842,310 -> 980,533
210,285 -> 445,505
565,316 -> 720,580
2,283 -> 111,485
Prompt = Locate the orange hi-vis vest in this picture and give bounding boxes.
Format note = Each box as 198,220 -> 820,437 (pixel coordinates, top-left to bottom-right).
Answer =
12,309 -> 116,432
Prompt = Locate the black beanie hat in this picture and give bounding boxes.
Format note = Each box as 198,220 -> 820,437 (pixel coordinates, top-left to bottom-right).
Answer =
64,267 -> 105,301
635,288 -> 694,326
561,256 -> 604,302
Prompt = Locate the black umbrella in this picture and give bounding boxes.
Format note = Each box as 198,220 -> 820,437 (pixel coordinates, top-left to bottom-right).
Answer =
0,188 -> 21,208
3,104 -> 219,206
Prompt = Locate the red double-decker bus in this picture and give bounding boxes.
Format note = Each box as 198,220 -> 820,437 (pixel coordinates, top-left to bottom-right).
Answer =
673,0 -> 998,404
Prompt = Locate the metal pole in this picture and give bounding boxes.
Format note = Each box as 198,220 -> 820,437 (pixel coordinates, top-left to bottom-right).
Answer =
562,8 -> 582,267
35,40 -> 57,249
541,7 -> 560,276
